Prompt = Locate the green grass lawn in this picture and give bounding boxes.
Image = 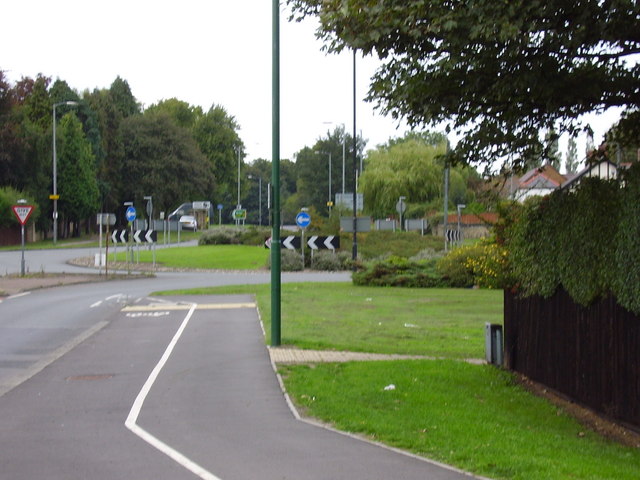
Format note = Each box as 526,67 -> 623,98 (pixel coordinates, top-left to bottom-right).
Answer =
156,283 -> 502,359
156,282 -> 640,479
112,244 -> 269,270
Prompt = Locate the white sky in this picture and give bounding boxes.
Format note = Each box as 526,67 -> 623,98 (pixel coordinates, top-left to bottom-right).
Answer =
3,0 -> 619,168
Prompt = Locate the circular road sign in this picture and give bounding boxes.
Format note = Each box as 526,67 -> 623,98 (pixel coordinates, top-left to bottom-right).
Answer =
296,211 -> 311,228
125,206 -> 137,223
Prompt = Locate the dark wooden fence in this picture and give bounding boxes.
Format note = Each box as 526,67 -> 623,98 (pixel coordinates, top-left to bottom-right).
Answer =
504,288 -> 640,430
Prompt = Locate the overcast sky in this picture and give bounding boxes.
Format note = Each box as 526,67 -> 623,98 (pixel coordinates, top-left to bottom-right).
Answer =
3,1 -> 619,166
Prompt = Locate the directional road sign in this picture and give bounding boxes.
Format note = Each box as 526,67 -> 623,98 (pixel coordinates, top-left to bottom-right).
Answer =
96,213 -> 116,226
446,229 -> 462,243
233,209 -> 247,220
307,235 -> 340,251
111,229 -> 129,244
125,206 -> 136,223
133,230 -> 157,244
282,236 -> 301,250
295,211 -> 311,228
12,205 -> 34,226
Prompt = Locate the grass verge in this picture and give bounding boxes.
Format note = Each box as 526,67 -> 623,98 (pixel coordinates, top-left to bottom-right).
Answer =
155,283 -> 502,359
281,360 -> 640,480
112,244 -> 269,270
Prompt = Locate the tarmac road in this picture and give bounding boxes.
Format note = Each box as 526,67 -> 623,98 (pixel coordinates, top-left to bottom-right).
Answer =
0,293 -> 483,480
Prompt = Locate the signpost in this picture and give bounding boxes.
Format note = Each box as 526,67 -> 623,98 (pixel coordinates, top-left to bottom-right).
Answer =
12,203 -> 34,276
96,213 -> 116,275
232,208 -> 247,223
295,210 -> 311,265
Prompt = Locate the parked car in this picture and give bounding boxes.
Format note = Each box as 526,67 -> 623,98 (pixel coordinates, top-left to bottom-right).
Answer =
179,215 -> 198,231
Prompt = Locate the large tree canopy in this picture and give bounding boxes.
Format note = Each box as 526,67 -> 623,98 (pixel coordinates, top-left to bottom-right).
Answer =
288,0 -> 640,171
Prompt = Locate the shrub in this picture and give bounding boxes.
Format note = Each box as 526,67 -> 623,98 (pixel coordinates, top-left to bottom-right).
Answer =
436,240 -> 509,288
352,256 -> 447,287
199,227 -> 243,245
199,226 -> 270,246
310,251 -> 350,271
504,165 -> 640,313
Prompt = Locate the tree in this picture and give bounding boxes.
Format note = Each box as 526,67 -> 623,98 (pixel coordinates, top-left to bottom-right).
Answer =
110,76 -> 139,118
565,136 -> 579,173
288,0 -> 640,171
145,98 -> 203,129
192,105 -> 243,206
360,134 -> 446,218
294,126 -> 365,216
57,113 -> 100,237
120,114 -> 215,215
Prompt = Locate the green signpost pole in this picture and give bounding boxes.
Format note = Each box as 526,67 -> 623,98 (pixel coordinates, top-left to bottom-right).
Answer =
271,0 -> 281,346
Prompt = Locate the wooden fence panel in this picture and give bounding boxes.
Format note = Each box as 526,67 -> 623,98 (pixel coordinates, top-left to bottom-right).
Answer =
504,288 -> 640,429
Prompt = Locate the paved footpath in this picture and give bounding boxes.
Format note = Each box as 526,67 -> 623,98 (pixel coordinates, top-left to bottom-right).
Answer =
0,294 -> 488,480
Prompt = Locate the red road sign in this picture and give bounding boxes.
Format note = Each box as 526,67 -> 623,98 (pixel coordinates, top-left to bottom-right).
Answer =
12,205 -> 34,226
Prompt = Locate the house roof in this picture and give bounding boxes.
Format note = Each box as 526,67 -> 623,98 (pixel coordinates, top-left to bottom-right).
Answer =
446,212 -> 499,225
560,159 -> 619,190
518,164 -> 567,189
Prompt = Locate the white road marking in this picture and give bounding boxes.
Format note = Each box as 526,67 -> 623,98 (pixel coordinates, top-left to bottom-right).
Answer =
7,292 -> 31,300
124,303 -> 222,480
90,301 -> 103,308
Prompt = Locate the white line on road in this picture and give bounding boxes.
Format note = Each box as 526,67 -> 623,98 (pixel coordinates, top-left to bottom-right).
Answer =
90,300 -> 103,308
124,303 -> 222,480
7,292 -> 31,300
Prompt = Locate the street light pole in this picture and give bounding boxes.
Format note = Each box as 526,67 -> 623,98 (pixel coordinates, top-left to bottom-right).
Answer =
52,100 -> 78,244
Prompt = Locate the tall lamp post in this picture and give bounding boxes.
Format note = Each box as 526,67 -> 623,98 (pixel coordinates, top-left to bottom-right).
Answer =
234,145 -> 242,226
52,100 -> 78,244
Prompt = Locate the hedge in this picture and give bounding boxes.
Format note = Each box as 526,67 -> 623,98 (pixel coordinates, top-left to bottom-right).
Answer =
505,163 -> 640,313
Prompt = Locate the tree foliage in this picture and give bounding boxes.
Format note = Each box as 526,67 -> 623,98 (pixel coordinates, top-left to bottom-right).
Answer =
57,113 -> 100,235
293,125 -> 364,216
360,132 -> 477,218
120,114 -> 215,215
288,0 -> 640,171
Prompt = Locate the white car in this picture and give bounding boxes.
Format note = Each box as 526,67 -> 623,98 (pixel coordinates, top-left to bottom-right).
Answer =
179,215 -> 198,231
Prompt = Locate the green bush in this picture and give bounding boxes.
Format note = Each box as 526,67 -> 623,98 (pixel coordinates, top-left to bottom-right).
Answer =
435,240 -> 510,289
0,187 -> 39,229
504,165 -> 640,313
199,227 -> 243,245
310,251 -> 350,271
436,246 -> 479,288
352,256 -> 448,287
199,226 -> 270,246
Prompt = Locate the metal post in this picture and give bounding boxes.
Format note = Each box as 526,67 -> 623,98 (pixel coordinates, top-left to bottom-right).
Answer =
352,49 -> 358,261
444,162 -> 449,252
342,129 -> 346,194
52,104 -> 58,245
328,152 -> 332,216
20,224 -> 25,276
52,101 -> 78,244
271,0 -> 282,346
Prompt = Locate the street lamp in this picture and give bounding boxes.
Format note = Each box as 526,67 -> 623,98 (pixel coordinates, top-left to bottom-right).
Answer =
247,175 -> 263,226
323,122 -> 346,194
318,151 -> 333,216
234,145 -> 242,226
52,100 -> 79,244
457,204 -> 466,245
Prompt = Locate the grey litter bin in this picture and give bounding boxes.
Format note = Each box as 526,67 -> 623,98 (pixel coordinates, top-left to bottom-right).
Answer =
485,323 -> 503,366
